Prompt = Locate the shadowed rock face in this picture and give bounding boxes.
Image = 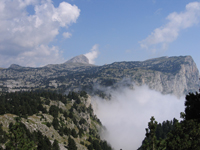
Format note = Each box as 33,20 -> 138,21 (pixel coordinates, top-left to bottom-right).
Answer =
65,54 -> 89,64
0,55 -> 199,97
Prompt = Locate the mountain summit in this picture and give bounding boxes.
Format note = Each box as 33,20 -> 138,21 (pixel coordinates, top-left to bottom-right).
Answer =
0,55 -> 199,97
65,54 -> 89,64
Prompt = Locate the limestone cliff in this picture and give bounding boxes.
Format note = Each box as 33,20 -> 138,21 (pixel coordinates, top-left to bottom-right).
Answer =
0,55 -> 199,97
127,56 -> 199,97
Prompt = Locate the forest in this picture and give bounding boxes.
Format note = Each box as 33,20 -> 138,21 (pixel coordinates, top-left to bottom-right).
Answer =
138,92 -> 200,150
0,90 -> 112,150
1,90 -> 200,149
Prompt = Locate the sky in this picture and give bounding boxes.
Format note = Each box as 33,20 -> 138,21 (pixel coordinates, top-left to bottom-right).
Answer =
1,0 -> 200,69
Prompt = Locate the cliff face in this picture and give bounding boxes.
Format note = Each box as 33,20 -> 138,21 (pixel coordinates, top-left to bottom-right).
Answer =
0,55 -> 199,97
127,56 -> 199,97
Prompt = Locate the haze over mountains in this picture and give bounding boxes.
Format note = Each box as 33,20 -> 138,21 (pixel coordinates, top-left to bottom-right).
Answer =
0,55 -> 199,97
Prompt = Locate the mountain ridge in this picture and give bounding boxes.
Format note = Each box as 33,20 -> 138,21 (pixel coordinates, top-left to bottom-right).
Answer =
0,55 -> 199,97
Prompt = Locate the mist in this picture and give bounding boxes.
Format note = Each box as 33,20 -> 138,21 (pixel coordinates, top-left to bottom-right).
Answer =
91,84 -> 185,150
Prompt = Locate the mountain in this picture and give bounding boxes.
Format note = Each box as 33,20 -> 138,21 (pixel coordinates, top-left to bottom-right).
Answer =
65,54 -> 89,64
0,55 -> 199,97
44,55 -> 94,70
9,64 -> 23,69
0,91 -> 112,150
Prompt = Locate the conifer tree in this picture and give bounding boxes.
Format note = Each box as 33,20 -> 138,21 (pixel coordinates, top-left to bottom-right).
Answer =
142,116 -> 158,150
5,122 -> 36,150
53,139 -> 60,150
68,136 -> 77,150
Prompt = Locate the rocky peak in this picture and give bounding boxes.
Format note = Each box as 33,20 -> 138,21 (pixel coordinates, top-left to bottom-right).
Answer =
65,54 -> 89,64
9,64 -> 23,69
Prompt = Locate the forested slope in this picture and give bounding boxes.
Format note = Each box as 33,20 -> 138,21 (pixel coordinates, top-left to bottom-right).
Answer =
138,92 -> 200,150
0,91 -> 112,150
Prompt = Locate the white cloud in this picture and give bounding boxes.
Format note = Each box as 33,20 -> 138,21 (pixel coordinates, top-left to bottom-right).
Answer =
92,84 -> 185,150
63,32 -> 72,38
0,0 -> 80,67
84,44 -> 99,64
140,2 -> 200,53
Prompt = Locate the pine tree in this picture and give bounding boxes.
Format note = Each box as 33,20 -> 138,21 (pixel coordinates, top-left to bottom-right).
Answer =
68,136 -> 77,150
53,139 -> 60,150
142,116 -> 158,150
5,122 -> 36,150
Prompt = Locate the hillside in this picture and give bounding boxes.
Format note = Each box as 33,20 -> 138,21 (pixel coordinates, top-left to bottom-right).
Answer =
0,91 -> 112,150
0,55 -> 199,97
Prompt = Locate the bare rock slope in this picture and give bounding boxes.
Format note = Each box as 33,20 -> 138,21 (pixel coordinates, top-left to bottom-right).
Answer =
0,55 -> 199,97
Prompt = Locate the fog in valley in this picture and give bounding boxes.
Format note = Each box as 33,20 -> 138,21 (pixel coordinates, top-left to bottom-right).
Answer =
91,84 -> 185,150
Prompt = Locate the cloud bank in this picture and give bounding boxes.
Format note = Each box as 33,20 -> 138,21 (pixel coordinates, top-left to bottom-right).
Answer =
84,44 -> 99,64
0,0 -> 80,67
140,2 -> 200,53
92,85 -> 185,150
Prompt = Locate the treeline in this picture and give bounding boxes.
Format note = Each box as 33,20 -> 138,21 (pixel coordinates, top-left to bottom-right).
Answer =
0,90 -> 87,117
0,90 -> 112,150
0,118 -> 59,150
138,92 -> 200,150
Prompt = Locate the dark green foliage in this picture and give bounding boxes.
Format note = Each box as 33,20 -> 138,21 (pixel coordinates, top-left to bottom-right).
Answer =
37,134 -> 52,150
0,124 -> 7,144
67,92 -> 81,104
87,144 -> 93,150
185,92 -> 200,122
63,111 -> 68,120
58,127 -> 64,136
100,140 -> 112,150
79,118 -> 86,125
49,105 -> 59,118
52,118 -> 59,130
89,129 -> 96,136
88,136 -> 92,143
87,104 -> 93,116
78,105 -> 86,113
78,128 -> 84,138
139,92 -> 200,150
9,122 -> 13,130
155,118 -> 178,140
39,91 -> 67,104
69,112 -> 73,119
0,91 -> 68,117
44,99 -> 50,105
166,119 -> 200,150
92,140 -> 101,150
72,118 -> 77,125
0,90 -> 111,150
164,92 -> 200,149
0,105 -> 5,115
73,103 -> 78,110
52,139 -> 60,150
80,91 -> 88,98
37,104 -> 47,113
68,136 -> 77,150
63,127 -> 71,136
5,122 -> 36,150
46,122 -> 51,127
100,78 -> 116,86
71,129 -> 78,138
86,136 -> 112,150
141,116 -> 158,150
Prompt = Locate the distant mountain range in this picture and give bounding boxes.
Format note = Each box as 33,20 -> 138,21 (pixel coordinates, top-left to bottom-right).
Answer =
0,55 -> 199,97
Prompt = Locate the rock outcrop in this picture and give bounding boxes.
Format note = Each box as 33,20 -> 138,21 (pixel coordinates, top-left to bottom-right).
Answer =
0,55 -> 199,97
65,54 -> 89,64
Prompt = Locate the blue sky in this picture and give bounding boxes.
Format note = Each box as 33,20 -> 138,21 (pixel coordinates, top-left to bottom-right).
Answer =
1,0 -> 200,69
